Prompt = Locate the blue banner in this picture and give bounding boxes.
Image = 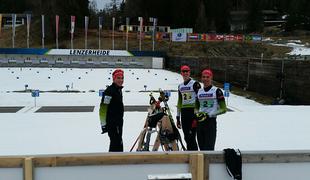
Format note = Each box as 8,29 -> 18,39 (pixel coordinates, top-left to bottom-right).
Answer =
0,48 -> 49,55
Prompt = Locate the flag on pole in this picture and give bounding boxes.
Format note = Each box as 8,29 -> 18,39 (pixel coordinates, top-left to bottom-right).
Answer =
85,16 -> 89,49
55,15 -> 59,48
70,16 -> 76,49
41,15 -> 45,38
152,18 -> 157,51
138,17 -> 143,31
125,17 -> 130,50
85,16 -> 89,37
12,14 -> 17,48
138,17 -> 143,51
98,16 -> 103,49
126,17 -> 130,32
71,16 -> 76,34
0,14 -> 3,36
99,16 -> 103,30
41,15 -> 45,48
26,14 -> 31,38
12,14 -> 17,37
26,14 -> 31,48
55,15 -> 59,37
153,18 -> 157,27
112,17 -> 115,50
112,17 -> 115,30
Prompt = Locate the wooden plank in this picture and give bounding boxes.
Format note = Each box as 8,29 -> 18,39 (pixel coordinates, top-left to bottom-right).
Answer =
1,151 -> 310,169
33,154 -> 190,167
190,154 -> 204,180
23,158 -> 33,180
204,155 -> 210,180
208,152 -> 310,163
0,158 -> 24,168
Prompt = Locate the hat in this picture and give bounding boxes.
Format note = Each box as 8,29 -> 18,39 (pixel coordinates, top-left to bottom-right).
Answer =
112,69 -> 124,80
181,65 -> 190,71
202,69 -> 213,77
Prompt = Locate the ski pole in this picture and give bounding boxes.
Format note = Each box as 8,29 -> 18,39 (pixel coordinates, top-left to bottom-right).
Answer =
130,132 -> 142,152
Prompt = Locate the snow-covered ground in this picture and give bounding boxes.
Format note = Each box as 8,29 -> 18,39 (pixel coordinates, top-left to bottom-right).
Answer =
266,38 -> 310,56
1,67 -> 310,156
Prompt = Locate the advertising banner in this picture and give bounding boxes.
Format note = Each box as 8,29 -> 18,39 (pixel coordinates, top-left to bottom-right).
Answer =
188,33 -> 207,41
215,34 -> 224,41
156,32 -> 171,41
208,34 -> 224,41
224,34 -> 235,41
47,49 -> 134,57
236,34 -> 244,41
252,35 -> 262,42
172,32 -> 187,42
244,35 -> 253,41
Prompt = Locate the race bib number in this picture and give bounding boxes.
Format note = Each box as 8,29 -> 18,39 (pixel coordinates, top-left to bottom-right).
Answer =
103,96 -> 112,104
182,93 -> 192,101
203,100 -> 214,108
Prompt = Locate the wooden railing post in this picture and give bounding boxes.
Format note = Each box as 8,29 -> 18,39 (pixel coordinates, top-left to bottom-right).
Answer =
204,155 -> 210,180
23,157 -> 34,180
190,153 -> 204,180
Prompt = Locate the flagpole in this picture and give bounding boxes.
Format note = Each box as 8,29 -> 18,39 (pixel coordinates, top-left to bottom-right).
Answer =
26,14 -> 31,48
150,17 -> 157,51
126,17 -> 129,50
12,14 -> 16,48
71,16 -> 75,49
138,17 -> 143,51
0,14 -> 2,37
99,25 -> 101,49
85,16 -> 88,49
98,17 -> 102,49
112,17 -> 115,50
56,15 -> 59,49
42,15 -> 45,48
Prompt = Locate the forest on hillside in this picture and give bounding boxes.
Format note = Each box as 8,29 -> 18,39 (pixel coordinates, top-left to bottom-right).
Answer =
1,0 -> 309,35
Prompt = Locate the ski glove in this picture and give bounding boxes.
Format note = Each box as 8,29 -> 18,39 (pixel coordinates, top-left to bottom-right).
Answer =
195,112 -> 208,122
191,119 -> 198,128
176,116 -> 181,129
101,125 -> 108,134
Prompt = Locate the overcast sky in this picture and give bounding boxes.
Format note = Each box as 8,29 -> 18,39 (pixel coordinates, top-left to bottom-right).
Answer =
93,0 -> 111,10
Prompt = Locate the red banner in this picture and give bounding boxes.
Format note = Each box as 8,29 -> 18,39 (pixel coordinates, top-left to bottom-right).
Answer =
207,34 -> 224,41
224,34 -> 244,41
236,34 -> 244,41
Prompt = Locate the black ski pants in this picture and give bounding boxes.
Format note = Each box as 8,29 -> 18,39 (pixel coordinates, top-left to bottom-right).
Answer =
107,124 -> 123,152
197,117 -> 217,150
181,108 -> 198,150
